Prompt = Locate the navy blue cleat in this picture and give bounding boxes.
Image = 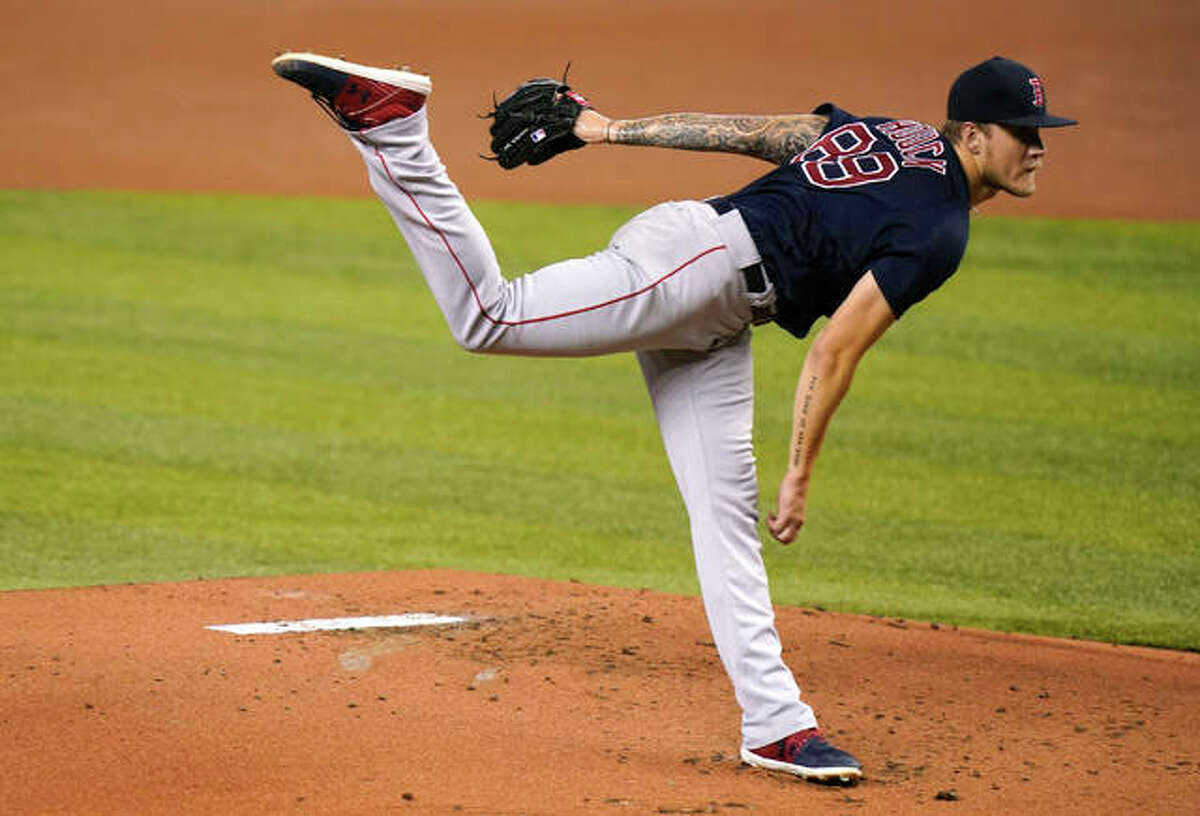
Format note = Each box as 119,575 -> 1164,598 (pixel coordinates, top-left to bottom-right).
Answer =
740,728 -> 863,784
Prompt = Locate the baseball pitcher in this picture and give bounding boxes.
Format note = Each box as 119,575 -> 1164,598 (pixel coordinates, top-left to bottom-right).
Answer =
272,51 -> 1075,783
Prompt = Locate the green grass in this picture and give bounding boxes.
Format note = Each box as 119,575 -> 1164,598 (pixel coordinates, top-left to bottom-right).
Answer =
1,189 -> 1197,649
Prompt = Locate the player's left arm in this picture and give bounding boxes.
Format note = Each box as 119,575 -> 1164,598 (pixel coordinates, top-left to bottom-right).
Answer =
767,271 -> 896,543
574,109 -> 827,165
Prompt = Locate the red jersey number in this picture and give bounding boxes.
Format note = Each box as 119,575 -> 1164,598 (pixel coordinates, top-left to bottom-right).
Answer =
794,122 -> 899,189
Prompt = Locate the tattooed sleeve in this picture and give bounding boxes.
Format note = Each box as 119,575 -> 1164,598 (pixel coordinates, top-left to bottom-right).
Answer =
609,113 -> 829,165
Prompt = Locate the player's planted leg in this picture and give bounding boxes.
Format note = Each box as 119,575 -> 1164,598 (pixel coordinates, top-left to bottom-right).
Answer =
637,336 -> 862,784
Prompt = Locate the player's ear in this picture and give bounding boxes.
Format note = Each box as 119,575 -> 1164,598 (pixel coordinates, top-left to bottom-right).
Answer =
962,122 -> 989,155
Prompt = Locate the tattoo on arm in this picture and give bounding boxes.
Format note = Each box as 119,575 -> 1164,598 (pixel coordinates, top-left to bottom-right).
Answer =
610,113 -> 829,165
792,374 -> 820,467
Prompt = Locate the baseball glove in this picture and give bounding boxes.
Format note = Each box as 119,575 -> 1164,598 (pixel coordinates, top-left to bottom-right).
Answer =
487,77 -> 592,169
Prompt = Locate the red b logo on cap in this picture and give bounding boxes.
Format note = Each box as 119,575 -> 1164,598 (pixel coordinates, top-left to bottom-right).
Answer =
1029,77 -> 1045,108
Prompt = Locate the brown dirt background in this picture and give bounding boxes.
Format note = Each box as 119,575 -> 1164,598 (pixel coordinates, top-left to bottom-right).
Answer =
3,0 -> 1198,219
2,1 -> 1198,814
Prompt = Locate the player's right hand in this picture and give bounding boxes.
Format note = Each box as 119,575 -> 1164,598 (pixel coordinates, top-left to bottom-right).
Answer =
768,471 -> 808,544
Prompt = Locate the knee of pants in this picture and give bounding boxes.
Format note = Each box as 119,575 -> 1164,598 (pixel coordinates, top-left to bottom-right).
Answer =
454,329 -> 490,354
439,304 -> 507,353
454,327 -> 502,354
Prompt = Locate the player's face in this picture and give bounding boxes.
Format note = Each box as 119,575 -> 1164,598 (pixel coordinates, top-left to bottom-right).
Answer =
980,124 -> 1045,197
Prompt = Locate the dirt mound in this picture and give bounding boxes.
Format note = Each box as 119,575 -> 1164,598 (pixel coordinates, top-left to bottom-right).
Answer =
2,571 -> 1196,814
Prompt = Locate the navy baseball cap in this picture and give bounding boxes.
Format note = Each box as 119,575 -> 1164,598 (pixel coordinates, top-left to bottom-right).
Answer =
948,57 -> 1077,127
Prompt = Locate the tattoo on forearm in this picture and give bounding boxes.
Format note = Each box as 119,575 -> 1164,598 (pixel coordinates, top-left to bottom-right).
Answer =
611,113 -> 828,164
792,374 -> 820,467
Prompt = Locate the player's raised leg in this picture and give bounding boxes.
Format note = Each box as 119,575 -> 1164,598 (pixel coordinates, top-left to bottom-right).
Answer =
273,52 -> 750,357
272,52 -> 514,351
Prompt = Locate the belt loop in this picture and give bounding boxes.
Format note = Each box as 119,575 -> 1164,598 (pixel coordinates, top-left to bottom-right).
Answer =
742,262 -> 768,294
744,265 -> 776,325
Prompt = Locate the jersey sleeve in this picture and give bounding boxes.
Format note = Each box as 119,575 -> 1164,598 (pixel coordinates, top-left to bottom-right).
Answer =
811,103 -> 856,131
867,216 -> 967,318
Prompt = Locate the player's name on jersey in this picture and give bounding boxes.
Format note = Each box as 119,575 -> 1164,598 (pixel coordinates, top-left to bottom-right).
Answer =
877,119 -> 947,174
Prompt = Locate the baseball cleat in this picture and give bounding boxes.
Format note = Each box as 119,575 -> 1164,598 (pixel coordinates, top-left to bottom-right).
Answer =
740,728 -> 863,784
272,52 -> 431,130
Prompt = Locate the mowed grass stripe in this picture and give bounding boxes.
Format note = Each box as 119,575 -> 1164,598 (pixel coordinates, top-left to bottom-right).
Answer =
1,189 -> 1196,649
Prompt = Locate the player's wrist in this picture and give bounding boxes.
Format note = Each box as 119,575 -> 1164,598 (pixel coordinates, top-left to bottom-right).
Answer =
574,109 -> 611,144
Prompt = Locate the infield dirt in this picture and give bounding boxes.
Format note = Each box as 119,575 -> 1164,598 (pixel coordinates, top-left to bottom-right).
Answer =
2,1 -> 1198,814
3,571 -> 1198,815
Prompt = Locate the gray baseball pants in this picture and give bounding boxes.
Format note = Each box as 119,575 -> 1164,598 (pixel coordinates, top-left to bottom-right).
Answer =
348,109 -> 818,749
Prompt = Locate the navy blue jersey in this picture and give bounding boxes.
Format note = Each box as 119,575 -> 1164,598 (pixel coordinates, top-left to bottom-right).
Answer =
712,104 -> 970,338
